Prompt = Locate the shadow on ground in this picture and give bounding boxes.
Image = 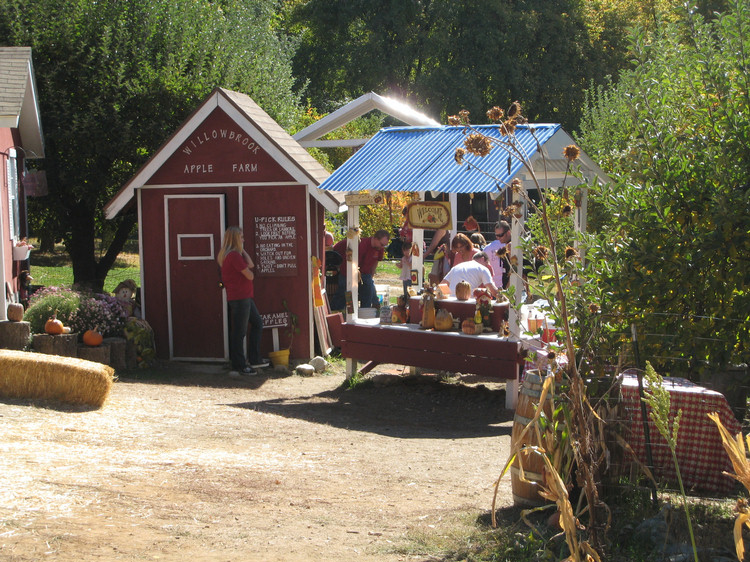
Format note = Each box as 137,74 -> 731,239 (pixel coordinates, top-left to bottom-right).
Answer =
229,375 -> 513,439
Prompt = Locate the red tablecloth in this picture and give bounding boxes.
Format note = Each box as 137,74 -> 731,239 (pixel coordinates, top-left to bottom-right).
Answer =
621,373 -> 742,495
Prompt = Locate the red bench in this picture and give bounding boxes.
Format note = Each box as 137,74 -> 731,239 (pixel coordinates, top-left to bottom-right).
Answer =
339,319 -> 520,379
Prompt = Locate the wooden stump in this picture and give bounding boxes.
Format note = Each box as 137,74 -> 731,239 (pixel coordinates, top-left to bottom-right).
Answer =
77,344 -> 110,365
32,333 -> 78,357
103,337 -> 127,370
125,339 -> 139,369
0,321 -> 31,350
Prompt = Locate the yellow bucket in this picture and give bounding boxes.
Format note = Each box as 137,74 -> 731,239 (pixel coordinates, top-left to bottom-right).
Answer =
268,349 -> 290,368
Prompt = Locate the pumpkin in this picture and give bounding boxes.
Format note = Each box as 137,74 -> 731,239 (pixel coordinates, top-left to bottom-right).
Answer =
455,280 -> 471,301
83,329 -> 103,347
7,302 -> 24,322
434,309 -> 454,331
44,314 -> 64,335
462,317 -> 481,335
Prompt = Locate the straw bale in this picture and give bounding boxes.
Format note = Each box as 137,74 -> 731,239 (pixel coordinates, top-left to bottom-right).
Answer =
0,349 -> 114,407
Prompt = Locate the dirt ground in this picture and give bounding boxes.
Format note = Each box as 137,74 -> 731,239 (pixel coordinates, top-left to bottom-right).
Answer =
0,360 -> 516,561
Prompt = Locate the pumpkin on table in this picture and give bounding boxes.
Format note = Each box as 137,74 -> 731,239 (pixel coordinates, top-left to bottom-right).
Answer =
434,309 -> 454,331
455,280 -> 471,301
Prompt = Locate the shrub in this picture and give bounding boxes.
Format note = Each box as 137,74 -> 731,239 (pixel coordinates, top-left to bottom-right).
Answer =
69,293 -> 128,337
23,287 -> 80,333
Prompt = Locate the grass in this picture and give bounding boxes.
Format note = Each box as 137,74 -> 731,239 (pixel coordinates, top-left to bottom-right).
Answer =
28,240 -> 140,294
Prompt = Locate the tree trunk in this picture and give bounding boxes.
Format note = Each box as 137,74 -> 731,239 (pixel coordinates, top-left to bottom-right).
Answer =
66,205 -> 136,293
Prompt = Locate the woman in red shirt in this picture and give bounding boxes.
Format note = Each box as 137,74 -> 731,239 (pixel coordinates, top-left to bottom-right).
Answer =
218,226 -> 268,377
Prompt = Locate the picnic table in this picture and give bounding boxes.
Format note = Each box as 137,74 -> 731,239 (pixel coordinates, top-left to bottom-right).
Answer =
621,372 -> 742,495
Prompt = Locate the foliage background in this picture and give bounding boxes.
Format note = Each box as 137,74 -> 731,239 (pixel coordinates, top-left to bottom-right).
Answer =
0,0 -> 302,289
577,0 -> 750,375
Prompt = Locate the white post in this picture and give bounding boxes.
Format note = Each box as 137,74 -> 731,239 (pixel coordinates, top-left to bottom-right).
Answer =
345,205 -> 360,379
345,205 -> 360,322
505,186 -> 525,410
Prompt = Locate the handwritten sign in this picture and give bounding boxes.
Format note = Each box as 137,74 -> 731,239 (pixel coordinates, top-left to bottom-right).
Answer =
262,311 -> 290,329
254,216 -> 298,276
407,201 -> 451,229
345,192 -> 384,206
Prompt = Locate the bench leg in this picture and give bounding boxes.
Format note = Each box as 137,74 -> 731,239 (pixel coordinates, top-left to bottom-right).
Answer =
346,357 -> 357,379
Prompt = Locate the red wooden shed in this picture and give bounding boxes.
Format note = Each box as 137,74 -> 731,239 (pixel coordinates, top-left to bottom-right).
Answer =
104,88 -> 342,362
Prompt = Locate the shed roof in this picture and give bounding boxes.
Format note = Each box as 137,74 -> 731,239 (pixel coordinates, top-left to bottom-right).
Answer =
0,46 -> 44,158
105,87 -> 340,218
293,92 -> 439,149
318,124 -> 609,196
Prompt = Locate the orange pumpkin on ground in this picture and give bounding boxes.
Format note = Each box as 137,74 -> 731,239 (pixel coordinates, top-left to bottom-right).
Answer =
83,329 -> 104,347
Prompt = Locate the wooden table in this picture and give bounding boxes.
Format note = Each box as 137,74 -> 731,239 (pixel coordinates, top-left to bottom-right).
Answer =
340,319 -> 519,379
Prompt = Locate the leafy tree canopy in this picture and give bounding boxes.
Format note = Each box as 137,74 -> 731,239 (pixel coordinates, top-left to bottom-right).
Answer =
578,0 -> 750,374
0,0 -> 302,289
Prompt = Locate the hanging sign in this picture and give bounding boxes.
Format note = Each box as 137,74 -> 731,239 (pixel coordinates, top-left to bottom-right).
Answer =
344,192 -> 384,206
406,201 -> 451,229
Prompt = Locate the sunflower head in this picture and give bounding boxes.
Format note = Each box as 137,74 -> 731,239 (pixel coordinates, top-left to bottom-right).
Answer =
501,118 -> 517,135
507,101 -> 521,118
486,106 -> 504,122
534,245 -> 550,261
565,246 -> 579,260
454,147 -> 466,164
588,303 -> 600,314
511,178 -> 523,194
448,115 -> 461,126
464,133 -> 492,157
458,109 -> 470,124
561,204 -> 573,217
564,144 -> 581,162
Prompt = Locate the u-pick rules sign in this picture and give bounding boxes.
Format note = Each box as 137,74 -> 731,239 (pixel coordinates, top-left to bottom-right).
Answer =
254,216 -> 298,276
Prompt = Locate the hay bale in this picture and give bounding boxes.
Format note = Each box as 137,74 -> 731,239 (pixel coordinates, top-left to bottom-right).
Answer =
0,349 -> 115,407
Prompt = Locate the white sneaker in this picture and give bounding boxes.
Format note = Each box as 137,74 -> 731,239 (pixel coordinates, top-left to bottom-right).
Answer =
228,370 -> 241,379
250,359 -> 270,369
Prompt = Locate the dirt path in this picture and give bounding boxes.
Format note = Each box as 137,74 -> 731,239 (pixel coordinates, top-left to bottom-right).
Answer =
0,362 -> 515,561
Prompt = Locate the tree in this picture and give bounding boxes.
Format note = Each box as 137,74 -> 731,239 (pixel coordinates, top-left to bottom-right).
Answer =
578,0 -> 750,374
287,0 -> 643,131
0,0 -> 302,290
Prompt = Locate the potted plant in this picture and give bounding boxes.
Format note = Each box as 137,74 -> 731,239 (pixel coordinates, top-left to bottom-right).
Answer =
12,238 -> 33,261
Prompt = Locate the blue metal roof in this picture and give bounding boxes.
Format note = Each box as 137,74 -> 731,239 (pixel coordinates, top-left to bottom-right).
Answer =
318,124 -> 561,194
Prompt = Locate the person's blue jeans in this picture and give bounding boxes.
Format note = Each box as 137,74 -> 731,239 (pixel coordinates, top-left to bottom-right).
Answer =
228,298 -> 263,369
359,273 -> 378,308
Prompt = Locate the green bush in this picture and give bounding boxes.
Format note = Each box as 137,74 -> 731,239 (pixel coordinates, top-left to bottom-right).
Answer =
23,287 -> 81,334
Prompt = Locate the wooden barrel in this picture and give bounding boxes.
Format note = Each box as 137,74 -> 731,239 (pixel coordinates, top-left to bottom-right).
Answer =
511,370 -> 555,506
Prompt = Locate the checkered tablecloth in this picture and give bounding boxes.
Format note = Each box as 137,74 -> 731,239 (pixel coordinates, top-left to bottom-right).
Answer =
621,373 -> 742,495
